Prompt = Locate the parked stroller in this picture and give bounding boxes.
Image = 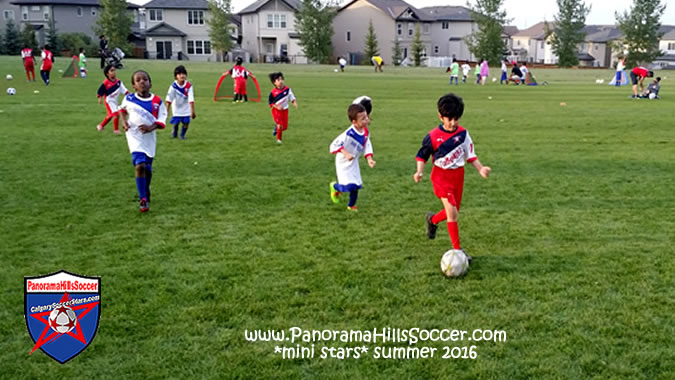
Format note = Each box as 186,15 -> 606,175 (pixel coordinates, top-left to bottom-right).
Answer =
102,47 -> 125,69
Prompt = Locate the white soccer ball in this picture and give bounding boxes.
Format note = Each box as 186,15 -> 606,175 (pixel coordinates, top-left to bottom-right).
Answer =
48,305 -> 77,334
440,249 -> 469,278
334,68 -> 338,72
6,74 -> 12,80
649,93 -> 657,99
6,87 -> 16,95
492,77 -> 497,82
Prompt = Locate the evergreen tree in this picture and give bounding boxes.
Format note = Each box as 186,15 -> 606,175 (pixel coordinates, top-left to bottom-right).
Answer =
465,0 -> 508,65
550,0 -> 590,67
47,17 -> 61,52
4,19 -> 20,54
20,24 -> 38,51
0,30 -> 5,55
207,0 -> 232,60
616,0 -> 665,67
363,19 -> 379,63
392,38 -> 402,66
295,0 -> 336,64
94,0 -> 133,54
411,24 -> 424,66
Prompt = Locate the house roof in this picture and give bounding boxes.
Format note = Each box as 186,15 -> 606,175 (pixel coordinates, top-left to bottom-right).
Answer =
11,0 -> 138,8
655,54 -> 675,62
513,21 -> 553,39
577,52 -> 595,61
231,14 -> 241,27
143,0 -> 208,10
339,0 -> 433,21
660,25 -> 675,40
239,0 -> 301,15
582,25 -> 622,42
144,22 -> 186,37
503,25 -> 519,36
421,6 -> 472,22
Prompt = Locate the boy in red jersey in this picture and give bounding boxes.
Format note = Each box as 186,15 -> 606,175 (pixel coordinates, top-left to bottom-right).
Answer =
21,44 -> 36,81
97,64 -> 129,134
39,45 -> 54,86
413,93 -> 491,260
268,72 -> 297,144
629,66 -> 653,98
229,57 -> 252,103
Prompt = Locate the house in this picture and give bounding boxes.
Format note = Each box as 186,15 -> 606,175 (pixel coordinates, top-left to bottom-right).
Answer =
421,6 -> 477,62
578,25 -> 623,67
511,21 -> 555,63
142,0 -> 216,61
238,0 -> 304,63
10,0 -> 139,47
0,0 -> 21,34
502,25 -> 519,61
332,0 -> 433,65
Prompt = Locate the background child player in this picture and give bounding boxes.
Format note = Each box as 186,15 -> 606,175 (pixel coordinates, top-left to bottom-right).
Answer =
119,70 -> 167,213
39,45 -> 54,86
165,65 -> 196,139
330,103 -> 376,212
96,64 -> 128,134
78,48 -> 87,78
229,57 -> 252,103
461,62 -> 471,83
21,44 -> 36,81
448,59 -> 459,85
413,93 -> 491,260
268,72 -> 297,144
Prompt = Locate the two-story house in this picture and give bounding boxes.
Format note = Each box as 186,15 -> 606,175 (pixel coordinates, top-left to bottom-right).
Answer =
575,25 -> 622,67
511,21 -> 556,63
10,0 -> 139,47
421,6 -> 476,63
239,0 -> 304,63
1,0 -> 20,34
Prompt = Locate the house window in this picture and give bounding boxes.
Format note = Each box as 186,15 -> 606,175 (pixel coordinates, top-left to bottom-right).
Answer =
434,45 -> 439,54
4,10 -> 15,20
346,31 -> 350,42
31,6 -> 40,11
43,11 -> 48,20
540,41 -> 544,48
76,7 -> 82,17
188,10 -> 204,25
267,13 -> 286,29
423,23 -> 430,34
397,23 -> 402,35
669,42 -> 675,50
149,9 -> 163,21
403,47 -> 408,58
442,21 -> 449,29
187,40 -> 211,55
408,22 -> 414,36
187,40 -> 193,54
204,41 -> 211,54
267,14 -> 273,28
195,41 -> 203,54
517,40 -> 520,46
91,7 -> 97,16
265,43 -> 273,54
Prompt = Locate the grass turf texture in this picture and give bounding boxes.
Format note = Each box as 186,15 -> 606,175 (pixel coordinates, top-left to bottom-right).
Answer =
1,56 -> 674,378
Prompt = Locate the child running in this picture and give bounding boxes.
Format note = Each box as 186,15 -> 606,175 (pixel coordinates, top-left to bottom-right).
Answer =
413,93 -> 491,260
269,72 -> 297,144
330,103 -> 376,211
165,65 -> 196,139
21,44 -> 36,81
78,48 -> 87,78
96,64 -> 128,134
119,70 -> 167,213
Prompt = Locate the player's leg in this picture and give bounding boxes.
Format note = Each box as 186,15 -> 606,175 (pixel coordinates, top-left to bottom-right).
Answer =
30,65 -> 36,81
98,103 -> 114,131
347,190 -> 359,211
24,65 -> 31,81
112,113 -> 120,134
180,120 -> 189,139
330,181 -> 341,203
441,197 -> 460,249
133,157 -> 149,212
45,70 -> 50,85
145,158 -> 153,203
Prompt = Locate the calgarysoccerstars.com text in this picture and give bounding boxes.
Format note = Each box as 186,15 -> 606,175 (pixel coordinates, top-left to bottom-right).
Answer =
245,327 -> 507,360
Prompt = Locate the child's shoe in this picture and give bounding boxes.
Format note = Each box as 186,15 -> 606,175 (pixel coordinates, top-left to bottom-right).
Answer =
329,182 -> 340,204
96,124 -> 103,131
346,206 -> 358,212
139,198 -> 149,213
113,129 -> 121,135
425,212 -> 438,239
276,139 -> 282,144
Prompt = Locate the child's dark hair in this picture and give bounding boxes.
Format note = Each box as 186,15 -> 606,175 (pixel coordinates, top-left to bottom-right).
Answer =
348,104 -> 366,122
656,77 -> 661,82
236,56 -> 243,65
648,71 -> 654,78
174,65 -> 187,77
437,93 -> 464,120
269,72 -> 284,83
131,70 -> 151,84
79,48 -> 84,53
103,64 -> 115,79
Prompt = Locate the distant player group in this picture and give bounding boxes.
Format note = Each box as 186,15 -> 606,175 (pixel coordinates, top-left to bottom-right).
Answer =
446,58 -> 535,86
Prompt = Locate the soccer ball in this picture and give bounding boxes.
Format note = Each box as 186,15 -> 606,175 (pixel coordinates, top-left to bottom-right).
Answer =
6,74 -> 12,80
492,77 -> 497,82
7,88 -> 16,95
649,93 -> 657,100
334,68 -> 338,72
48,305 -> 77,334
440,249 -> 469,278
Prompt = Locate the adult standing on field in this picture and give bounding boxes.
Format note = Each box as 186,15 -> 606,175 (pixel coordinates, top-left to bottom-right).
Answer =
629,66 -> 653,98
99,35 -> 109,69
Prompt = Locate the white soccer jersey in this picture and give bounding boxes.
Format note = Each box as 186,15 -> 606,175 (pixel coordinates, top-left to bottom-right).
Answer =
165,80 -> 194,117
120,93 -> 168,158
21,48 -> 33,59
269,86 -> 296,110
461,64 -> 471,76
330,125 -> 373,187
520,66 -> 528,78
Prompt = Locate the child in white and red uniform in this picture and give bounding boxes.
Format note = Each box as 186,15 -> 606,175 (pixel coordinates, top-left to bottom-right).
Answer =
97,64 -> 129,134
268,72 -> 297,144
229,57 -> 252,103
21,45 -> 36,81
413,93 -> 491,260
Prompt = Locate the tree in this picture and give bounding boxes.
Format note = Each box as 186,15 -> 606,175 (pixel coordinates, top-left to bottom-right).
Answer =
465,0 -> 508,65
411,24 -> 424,66
0,31 -> 4,55
295,0 -> 336,64
20,24 -> 38,51
392,38 -> 402,66
550,0 -> 590,67
4,19 -> 20,54
95,0 -> 133,54
363,19 -> 378,63
207,0 -> 232,61
47,17 -> 61,52
616,0 -> 665,67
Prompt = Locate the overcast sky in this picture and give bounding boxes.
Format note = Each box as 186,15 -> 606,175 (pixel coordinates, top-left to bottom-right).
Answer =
226,0 -> 675,29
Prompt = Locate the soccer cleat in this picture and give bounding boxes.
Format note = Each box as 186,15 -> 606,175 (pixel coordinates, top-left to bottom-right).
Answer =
113,129 -> 121,135
272,126 -> 277,136
180,135 -> 187,140
139,198 -> 149,213
346,206 -> 358,212
425,212 -> 438,239
96,124 -> 104,131
329,181 -> 340,204
276,139 -> 283,144
460,249 -> 473,264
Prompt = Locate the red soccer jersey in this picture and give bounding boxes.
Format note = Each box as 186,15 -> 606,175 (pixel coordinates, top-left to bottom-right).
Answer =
21,48 -> 34,62
632,67 -> 648,77
41,50 -> 54,71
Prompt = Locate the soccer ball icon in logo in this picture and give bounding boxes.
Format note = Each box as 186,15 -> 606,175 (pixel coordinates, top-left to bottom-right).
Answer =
48,305 -> 77,334
7,87 -> 16,95
440,249 -> 469,278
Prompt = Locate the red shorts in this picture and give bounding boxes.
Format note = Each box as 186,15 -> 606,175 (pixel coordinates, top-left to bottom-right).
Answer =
104,102 -> 118,117
272,108 -> 288,130
24,61 -> 34,71
431,166 -> 464,209
234,78 -> 247,95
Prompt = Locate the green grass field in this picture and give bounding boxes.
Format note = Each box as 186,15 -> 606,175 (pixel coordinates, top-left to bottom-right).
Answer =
1,56 -> 674,378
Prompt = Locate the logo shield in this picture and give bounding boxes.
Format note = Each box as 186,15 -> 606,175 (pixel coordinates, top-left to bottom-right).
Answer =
25,270 -> 101,363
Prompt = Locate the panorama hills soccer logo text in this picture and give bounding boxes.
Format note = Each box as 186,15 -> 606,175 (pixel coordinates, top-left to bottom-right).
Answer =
24,270 -> 101,363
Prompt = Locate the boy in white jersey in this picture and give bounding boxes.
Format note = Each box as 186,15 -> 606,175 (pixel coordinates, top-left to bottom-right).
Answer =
119,70 -> 168,212
165,65 -> 196,139
413,93 -> 491,259
329,103 -> 376,211
97,64 -> 128,134
269,72 -> 297,144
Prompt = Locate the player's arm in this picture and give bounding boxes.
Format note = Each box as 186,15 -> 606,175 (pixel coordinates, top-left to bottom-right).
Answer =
118,108 -> 130,132
414,134 -> 432,182
189,86 -> 196,119
365,138 -> 375,168
289,89 -> 298,108
97,84 -> 106,104
470,159 -> 491,178
330,133 -> 354,160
